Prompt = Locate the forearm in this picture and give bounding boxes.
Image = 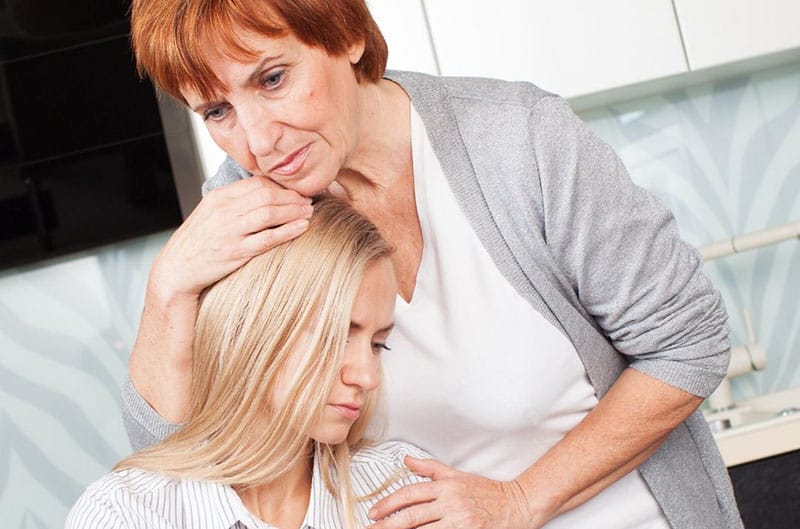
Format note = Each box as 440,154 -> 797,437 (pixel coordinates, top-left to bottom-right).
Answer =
128,263 -> 198,423
514,368 -> 702,525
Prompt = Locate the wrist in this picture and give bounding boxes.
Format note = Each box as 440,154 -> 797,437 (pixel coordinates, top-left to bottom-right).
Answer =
508,477 -> 561,529
146,259 -> 201,310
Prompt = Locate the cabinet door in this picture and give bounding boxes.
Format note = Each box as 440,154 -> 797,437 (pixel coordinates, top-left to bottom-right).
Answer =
421,0 -> 688,98
367,0 -> 438,74
674,0 -> 800,71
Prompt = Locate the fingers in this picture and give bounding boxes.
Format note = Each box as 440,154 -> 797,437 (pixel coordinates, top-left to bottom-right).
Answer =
238,202 -> 314,235
369,502 -> 442,529
151,176 -> 315,298
404,457 -> 459,480
205,176 -> 314,236
240,218 -> 310,256
369,482 -> 440,526
367,459 -> 461,523
218,174 -> 312,204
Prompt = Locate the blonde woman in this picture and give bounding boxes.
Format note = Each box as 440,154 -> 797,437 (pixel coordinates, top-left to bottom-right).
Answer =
66,197 -> 429,529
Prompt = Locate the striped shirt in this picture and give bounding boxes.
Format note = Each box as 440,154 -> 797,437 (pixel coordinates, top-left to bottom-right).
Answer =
66,441 -> 430,529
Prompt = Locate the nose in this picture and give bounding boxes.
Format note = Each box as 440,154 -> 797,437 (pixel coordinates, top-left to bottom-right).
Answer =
340,344 -> 380,392
237,100 -> 283,158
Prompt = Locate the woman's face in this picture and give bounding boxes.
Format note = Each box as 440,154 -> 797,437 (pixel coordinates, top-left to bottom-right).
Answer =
269,258 -> 397,444
182,31 -> 366,197
312,257 -> 397,444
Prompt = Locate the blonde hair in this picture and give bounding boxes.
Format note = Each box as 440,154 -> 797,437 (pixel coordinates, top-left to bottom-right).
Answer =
116,196 -> 392,528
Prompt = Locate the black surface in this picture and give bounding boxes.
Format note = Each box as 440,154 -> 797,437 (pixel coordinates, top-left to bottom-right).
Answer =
0,1 -> 182,270
728,449 -> 800,529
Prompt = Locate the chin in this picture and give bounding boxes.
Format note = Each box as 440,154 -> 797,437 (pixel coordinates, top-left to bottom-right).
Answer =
312,428 -> 351,446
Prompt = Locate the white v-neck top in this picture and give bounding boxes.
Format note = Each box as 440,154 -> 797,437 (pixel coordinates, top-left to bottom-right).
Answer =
380,107 -> 670,529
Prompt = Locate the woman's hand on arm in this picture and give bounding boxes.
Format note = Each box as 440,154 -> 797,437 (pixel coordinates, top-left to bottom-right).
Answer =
368,458 -> 530,529
129,176 -> 313,422
368,368 -> 701,529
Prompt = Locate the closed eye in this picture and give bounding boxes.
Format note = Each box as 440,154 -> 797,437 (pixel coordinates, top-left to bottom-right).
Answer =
372,343 -> 392,353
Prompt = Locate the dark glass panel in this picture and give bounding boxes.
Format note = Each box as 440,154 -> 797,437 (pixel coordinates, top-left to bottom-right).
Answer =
0,135 -> 181,269
3,35 -> 162,164
0,166 -> 45,260
0,1 -> 130,61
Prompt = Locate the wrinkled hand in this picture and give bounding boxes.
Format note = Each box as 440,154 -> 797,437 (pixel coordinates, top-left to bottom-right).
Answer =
368,457 -> 533,529
150,176 -> 312,299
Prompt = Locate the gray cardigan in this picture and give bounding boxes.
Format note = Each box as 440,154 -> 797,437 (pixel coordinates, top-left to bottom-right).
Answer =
122,70 -> 742,528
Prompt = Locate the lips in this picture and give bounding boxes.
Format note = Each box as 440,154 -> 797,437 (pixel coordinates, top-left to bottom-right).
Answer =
329,403 -> 362,421
269,144 -> 311,177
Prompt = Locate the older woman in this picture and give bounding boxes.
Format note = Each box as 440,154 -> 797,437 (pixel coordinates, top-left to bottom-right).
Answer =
123,1 -> 742,528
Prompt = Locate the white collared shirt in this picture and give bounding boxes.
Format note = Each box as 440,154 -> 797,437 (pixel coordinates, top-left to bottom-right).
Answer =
66,441 -> 429,529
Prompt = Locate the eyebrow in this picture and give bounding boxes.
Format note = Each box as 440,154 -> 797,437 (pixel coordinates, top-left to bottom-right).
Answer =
190,101 -> 218,114
189,54 -> 283,114
350,322 -> 395,334
243,54 -> 281,87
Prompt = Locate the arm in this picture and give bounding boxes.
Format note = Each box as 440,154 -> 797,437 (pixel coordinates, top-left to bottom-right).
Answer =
368,370 -> 700,529
124,173 -> 313,449
515,369 -> 701,522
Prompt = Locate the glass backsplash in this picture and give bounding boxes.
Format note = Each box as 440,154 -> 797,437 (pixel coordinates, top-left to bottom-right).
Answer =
0,231 -> 168,528
581,62 -> 800,401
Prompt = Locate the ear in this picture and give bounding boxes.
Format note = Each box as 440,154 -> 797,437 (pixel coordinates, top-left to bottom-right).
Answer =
348,39 -> 366,65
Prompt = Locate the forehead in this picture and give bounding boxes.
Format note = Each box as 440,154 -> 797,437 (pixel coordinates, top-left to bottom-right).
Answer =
350,259 -> 397,324
180,31 -> 304,104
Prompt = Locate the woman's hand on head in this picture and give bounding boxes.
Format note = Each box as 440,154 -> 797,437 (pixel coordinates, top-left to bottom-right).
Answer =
129,176 -> 312,423
150,176 -> 313,301
368,457 -> 539,529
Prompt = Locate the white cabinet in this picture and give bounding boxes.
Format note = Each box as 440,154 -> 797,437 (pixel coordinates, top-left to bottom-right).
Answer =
674,0 -> 800,71
367,0 -> 438,74
420,0 -> 688,98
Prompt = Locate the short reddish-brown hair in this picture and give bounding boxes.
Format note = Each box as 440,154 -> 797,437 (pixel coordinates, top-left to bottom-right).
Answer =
130,0 -> 388,103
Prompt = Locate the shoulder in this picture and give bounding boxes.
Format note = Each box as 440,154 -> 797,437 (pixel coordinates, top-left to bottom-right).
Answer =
352,439 -> 434,467
386,69 -> 564,116
343,442 -> 431,510
202,156 -> 252,196
349,440 -> 432,491
65,469 -> 180,529
387,70 -> 580,165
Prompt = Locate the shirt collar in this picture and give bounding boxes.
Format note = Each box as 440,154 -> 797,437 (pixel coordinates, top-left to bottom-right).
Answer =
185,451 -> 328,529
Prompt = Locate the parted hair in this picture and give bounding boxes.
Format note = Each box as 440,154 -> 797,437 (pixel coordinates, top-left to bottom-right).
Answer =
129,0 -> 389,103
115,196 -> 393,528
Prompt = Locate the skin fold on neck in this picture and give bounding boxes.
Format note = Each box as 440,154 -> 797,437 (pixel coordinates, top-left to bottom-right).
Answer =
334,79 -> 422,302
335,78 -> 413,200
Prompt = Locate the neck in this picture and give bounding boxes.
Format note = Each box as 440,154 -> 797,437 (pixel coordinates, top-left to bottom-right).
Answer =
334,78 -> 412,202
236,449 -> 313,528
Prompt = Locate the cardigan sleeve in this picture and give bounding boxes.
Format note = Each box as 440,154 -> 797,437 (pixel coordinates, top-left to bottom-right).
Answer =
121,377 -> 182,451
529,95 -> 730,397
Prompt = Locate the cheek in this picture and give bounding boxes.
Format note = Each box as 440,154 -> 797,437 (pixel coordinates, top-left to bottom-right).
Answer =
210,127 -> 259,171
208,126 -> 235,154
